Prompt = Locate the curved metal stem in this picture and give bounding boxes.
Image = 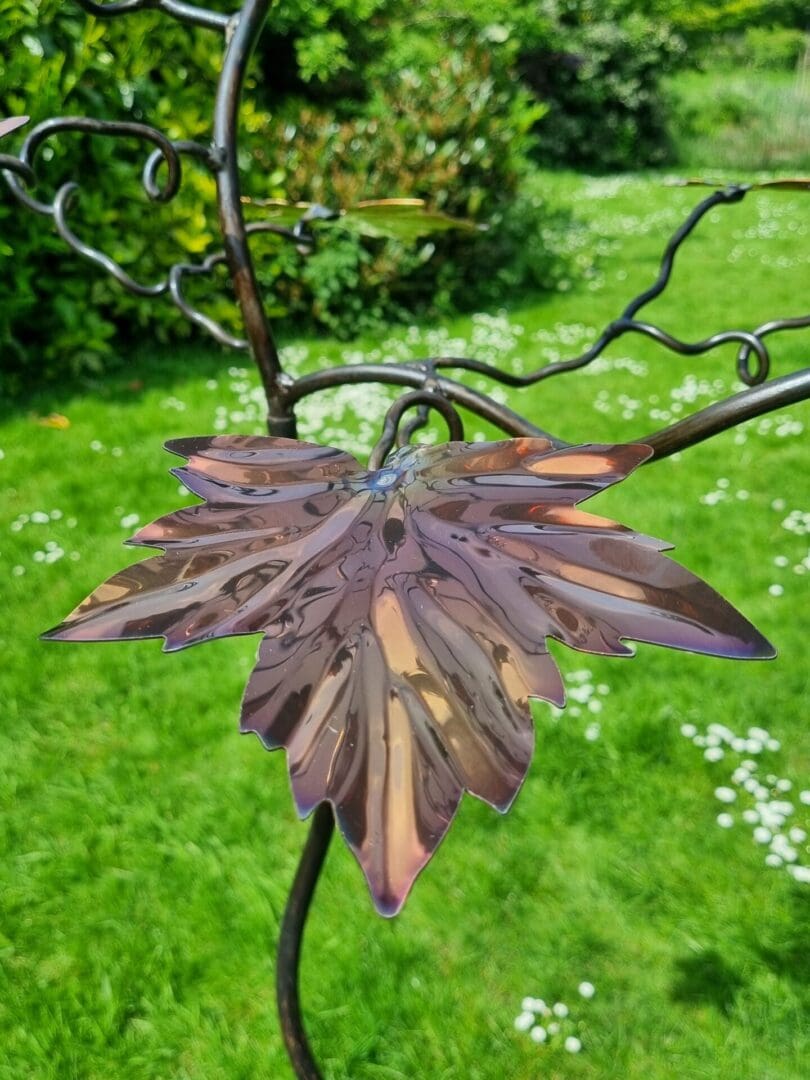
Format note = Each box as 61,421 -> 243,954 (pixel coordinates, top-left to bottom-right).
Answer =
288,363 -> 556,440
213,0 -> 292,432
369,388 -> 465,468
277,803 -> 335,1080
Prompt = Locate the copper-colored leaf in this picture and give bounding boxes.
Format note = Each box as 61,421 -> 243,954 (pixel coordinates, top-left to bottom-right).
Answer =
0,116 -> 28,140
44,436 -> 774,914
680,177 -> 810,192
242,196 -> 479,241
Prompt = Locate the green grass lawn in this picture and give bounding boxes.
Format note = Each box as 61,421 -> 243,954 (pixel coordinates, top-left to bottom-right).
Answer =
1,172 -> 809,1079
666,67 -> 810,170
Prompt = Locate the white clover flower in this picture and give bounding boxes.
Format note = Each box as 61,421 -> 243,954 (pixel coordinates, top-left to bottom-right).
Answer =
789,827 -> 807,844
765,853 -> 783,868
548,1022 -> 560,1035
564,1036 -> 582,1053
521,997 -> 535,1013
680,723 -> 697,738
514,1012 -> 534,1032
753,826 -> 772,844
715,787 -> 736,803
530,1025 -> 547,1044
776,779 -> 792,792
766,739 -> 782,752
578,981 -> 595,999
716,813 -> 734,829
742,809 -> 759,824
800,791 -> 810,806
708,722 -> 730,738
788,865 -> 810,883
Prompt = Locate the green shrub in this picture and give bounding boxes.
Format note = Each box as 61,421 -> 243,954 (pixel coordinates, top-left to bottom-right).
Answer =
245,46 -> 572,339
1,3 -> 562,390
0,1 -> 223,393
516,4 -> 686,171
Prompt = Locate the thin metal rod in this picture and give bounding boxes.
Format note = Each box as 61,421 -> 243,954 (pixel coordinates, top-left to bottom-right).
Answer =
75,0 -> 230,32
641,367 -> 810,460
277,803 -> 335,1080
213,0 -> 291,431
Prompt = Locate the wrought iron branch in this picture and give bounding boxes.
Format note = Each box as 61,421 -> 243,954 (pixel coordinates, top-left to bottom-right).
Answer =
427,184 -> 809,389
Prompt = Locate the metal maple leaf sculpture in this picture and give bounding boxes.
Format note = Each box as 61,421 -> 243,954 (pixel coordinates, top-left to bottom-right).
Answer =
44,435 -> 773,915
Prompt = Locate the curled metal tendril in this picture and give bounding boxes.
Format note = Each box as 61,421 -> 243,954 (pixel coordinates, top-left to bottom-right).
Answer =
369,388 -> 466,469
425,185 -> 809,389
0,116 -> 316,350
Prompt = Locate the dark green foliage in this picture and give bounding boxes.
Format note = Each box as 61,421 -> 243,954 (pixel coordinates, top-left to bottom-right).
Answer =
0,1 -> 224,393
512,3 -> 686,171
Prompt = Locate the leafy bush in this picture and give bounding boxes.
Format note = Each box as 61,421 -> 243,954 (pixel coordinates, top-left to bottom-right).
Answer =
515,4 -> 686,171
0,1 -> 223,393
1,3 -> 563,391
245,48 -> 556,337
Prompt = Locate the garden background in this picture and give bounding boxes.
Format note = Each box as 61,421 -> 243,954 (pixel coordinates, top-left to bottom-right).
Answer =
1,1 -> 809,1076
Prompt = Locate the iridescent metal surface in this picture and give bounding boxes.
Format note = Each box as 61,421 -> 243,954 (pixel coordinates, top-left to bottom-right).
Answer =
0,116 -> 29,139
44,435 -> 774,915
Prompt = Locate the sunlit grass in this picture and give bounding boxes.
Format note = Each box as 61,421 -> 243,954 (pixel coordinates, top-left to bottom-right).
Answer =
666,67 -> 810,170
1,172 -> 808,1079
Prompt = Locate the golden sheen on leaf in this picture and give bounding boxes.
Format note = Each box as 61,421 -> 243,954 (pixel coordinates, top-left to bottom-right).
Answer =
44,436 -> 774,915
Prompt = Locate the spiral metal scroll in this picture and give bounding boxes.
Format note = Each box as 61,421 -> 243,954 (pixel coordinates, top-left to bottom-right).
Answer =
4,1 -> 810,1078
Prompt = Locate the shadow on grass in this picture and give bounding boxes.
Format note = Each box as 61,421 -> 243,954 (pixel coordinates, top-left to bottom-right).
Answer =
0,342 -> 230,423
670,949 -> 745,1015
755,891 -> 810,986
